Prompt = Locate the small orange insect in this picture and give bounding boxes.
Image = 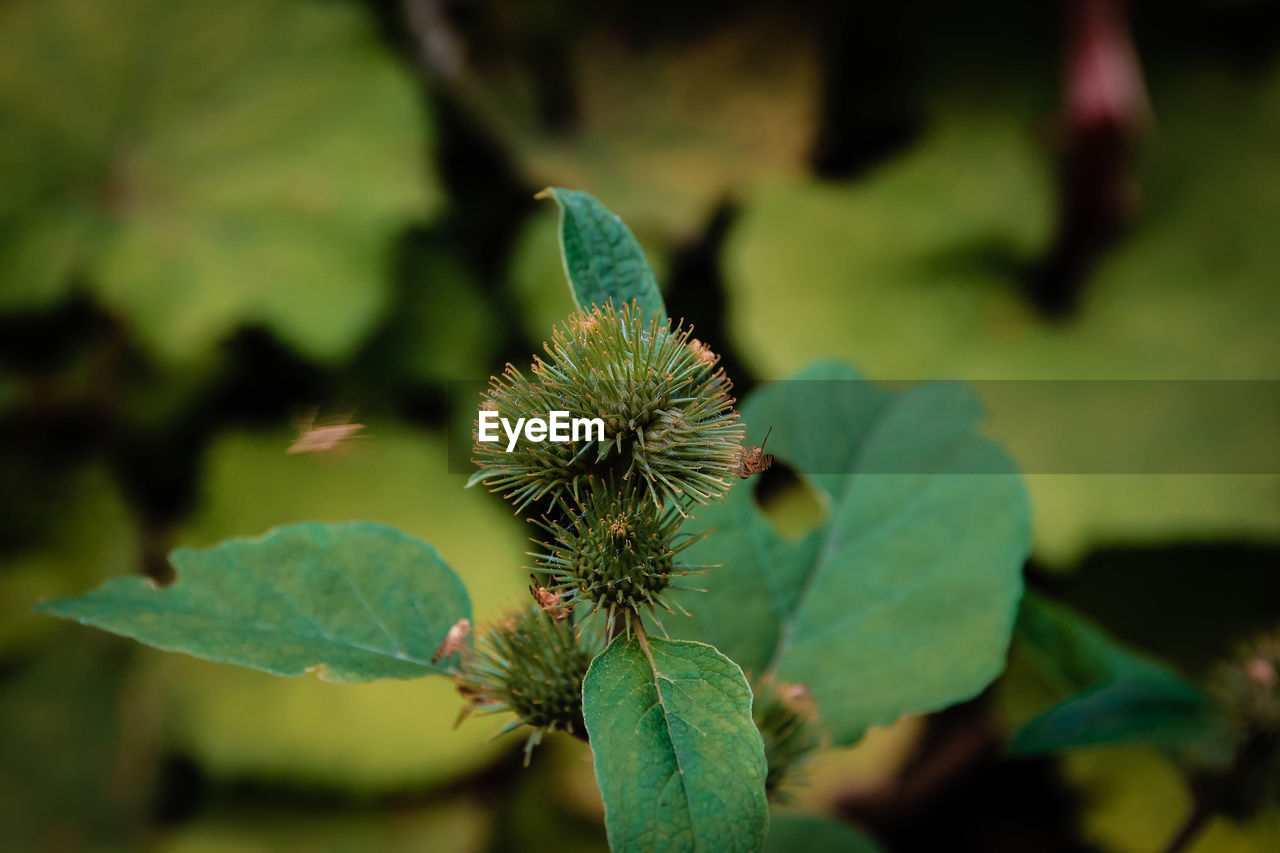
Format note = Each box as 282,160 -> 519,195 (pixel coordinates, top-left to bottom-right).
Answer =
529,579 -> 571,621
432,618 -> 472,665
287,409 -> 365,455
736,426 -> 774,478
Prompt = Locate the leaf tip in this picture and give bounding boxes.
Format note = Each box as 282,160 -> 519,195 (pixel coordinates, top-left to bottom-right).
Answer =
30,597 -> 59,616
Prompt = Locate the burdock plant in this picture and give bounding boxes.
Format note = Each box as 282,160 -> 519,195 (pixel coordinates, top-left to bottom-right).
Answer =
453,606 -> 604,764
529,481 -> 711,628
472,302 -> 743,511
36,189 -> 1034,853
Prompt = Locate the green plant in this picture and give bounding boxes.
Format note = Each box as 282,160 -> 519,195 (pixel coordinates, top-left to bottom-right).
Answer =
38,190 -> 1032,852
1007,594 -> 1280,853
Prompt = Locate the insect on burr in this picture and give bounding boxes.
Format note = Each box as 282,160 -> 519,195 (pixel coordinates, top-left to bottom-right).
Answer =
529,578 -> 571,621
737,426 -> 774,478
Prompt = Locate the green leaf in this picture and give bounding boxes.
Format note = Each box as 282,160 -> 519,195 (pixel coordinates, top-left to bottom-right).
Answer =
36,521 -> 469,682
582,635 -> 769,853
153,426 -> 526,789
1009,594 -> 1218,754
0,0 -> 438,364
505,210 -> 671,343
538,187 -> 666,322
674,360 -> 1030,746
0,465 -> 138,656
722,75 -> 1280,564
0,641 -> 161,849
764,815 -> 883,853
359,239 -> 498,384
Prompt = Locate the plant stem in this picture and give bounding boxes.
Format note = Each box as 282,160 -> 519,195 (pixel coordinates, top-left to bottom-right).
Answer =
607,607 -> 629,642
1161,796 -> 1212,853
1160,729 -> 1278,853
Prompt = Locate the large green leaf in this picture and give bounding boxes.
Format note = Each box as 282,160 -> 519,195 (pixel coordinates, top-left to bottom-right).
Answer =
0,0 -> 437,364
37,522 -> 469,682
764,815 -> 883,853
674,360 -> 1030,745
539,187 -> 666,322
157,426 -> 525,790
1009,593 -> 1218,754
723,72 -> 1280,564
582,635 -> 769,853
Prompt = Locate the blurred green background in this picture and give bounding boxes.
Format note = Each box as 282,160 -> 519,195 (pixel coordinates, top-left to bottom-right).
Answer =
1,0 -> 1277,850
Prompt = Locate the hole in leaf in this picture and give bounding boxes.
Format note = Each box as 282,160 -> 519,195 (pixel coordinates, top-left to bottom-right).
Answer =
751,461 -> 826,541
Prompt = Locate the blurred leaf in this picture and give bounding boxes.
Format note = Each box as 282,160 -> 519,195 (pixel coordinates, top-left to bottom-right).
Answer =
491,737 -> 609,853
0,465 -> 138,655
1062,744 -> 1280,853
160,425 -> 525,788
724,73 -> 1280,562
675,361 -> 1029,746
780,717 -> 927,816
539,735 -> 607,826
0,0 -> 438,363
361,241 -> 497,385
153,652 -> 509,792
764,815 -> 883,852
582,635 -> 769,853
157,798 -> 491,853
1064,744 -> 1191,853
507,213 -> 581,341
1009,593 -> 1219,754
0,639 -> 159,850
39,522 -> 469,681
539,188 -> 665,321
474,16 -> 816,234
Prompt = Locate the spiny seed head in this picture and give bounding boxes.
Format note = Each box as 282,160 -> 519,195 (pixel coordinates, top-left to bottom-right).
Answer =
530,480 -> 710,623
1214,628 -> 1280,734
1185,627 -> 1280,819
455,607 -> 604,764
753,679 -> 827,800
472,303 -> 744,512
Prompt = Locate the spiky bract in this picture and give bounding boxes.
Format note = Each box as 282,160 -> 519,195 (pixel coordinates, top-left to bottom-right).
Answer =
753,679 -> 827,800
530,481 -> 709,624
473,304 -> 743,512
456,607 -> 604,763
